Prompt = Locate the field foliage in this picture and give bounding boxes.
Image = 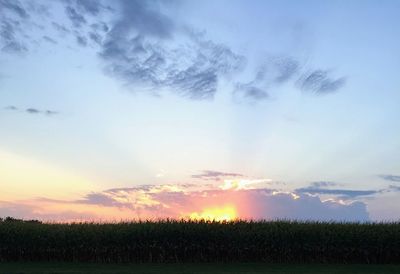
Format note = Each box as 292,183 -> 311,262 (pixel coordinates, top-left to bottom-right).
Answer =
0,218 -> 399,263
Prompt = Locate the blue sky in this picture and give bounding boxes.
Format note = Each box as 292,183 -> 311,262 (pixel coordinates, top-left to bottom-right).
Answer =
0,0 -> 399,221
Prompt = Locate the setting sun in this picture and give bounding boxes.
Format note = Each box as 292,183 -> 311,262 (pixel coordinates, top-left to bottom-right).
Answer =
189,205 -> 237,222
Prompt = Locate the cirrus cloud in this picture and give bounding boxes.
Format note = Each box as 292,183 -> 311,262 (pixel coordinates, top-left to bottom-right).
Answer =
1,0 -> 347,101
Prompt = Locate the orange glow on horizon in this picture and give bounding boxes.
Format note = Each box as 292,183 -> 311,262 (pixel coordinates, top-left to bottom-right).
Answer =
188,205 -> 237,221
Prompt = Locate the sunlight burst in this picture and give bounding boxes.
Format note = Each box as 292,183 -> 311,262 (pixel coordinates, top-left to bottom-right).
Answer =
189,205 -> 237,221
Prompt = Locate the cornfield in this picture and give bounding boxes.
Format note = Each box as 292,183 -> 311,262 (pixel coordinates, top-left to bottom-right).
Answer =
0,218 -> 399,263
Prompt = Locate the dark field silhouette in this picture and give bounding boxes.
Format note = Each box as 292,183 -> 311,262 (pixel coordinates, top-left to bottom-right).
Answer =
1,218 -> 399,264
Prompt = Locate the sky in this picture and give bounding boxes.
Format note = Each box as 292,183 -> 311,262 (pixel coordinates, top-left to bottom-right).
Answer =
0,0 -> 400,222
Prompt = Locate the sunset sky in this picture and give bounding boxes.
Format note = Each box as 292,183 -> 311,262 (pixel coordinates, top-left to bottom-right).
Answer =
1,0 -> 400,222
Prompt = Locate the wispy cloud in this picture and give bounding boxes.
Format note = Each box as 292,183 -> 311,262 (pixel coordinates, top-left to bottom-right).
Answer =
4,105 -> 18,110
297,69 -> 347,94
45,110 -> 58,115
2,0 -> 347,101
234,84 -> 269,101
191,170 -> 243,181
0,0 -> 28,19
88,31 -> 102,44
75,34 -> 87,47
73,0 -> 105,16
296,181 -> 381,198
234,56 -> 346,101
0,19 -> 28,54
99,0 -> 245,100
389,185 -> 400,192
65,6 -> 87,28
26,108 -> 41,114
379,174 -> 400,183
309,181 -> 338,188
234,57 -> 299,101
4,106 -> 59,116
52,22 -> 70,35
296,187 -> 379,198
43,35 -> 57,44
0,0 -> 30,54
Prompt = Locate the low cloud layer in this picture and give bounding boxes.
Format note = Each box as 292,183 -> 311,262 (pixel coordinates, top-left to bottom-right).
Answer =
0,182 -> 370,222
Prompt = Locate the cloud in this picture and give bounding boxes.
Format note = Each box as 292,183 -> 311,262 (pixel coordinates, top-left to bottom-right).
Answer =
43,35 -> 57,44
379,174 -> 400,182
4,106 -> 59,116
296,188 -> 379,198
0,0 -> 45,54
79,193 -> 122,207
234,57 -> 299,101
110,0 -> 174,39
297,69 -> 346,94
65,6 -> 87,28
151,187 -> 369,221
163,37 -> 245,99
62,0 -> 111,34
0,0 -> 29,19
255,57 -> 300,85
99,0 -> 245,100
0,182 -> 370,222
52,22 -> 70,35
26,108 -> 41,114
91,22 -> 109,33
45,110 -> 58,115
2,0 -> 347,101
238,190 -> 368,221
74,0 -> 104,16
389,185 -> 400,192
235,56 -> 347,100
273,58 -> 300,83
4,105 -> 18,110
309,181 -> 338,188
76,34 -> 87,46
296,182 -> 381,198
94,2 -> 346,100
234,84 -> 269,101
0,19 -> 28,53
101,34 -> 244,99
88,31 -> 102,44
191,170 -> 243,181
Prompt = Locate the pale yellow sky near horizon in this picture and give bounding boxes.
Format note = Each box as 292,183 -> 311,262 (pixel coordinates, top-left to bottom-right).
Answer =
0,149 -> 97,201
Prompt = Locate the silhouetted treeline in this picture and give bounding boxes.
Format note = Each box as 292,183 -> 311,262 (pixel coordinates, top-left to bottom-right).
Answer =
0,217 -> 41,223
